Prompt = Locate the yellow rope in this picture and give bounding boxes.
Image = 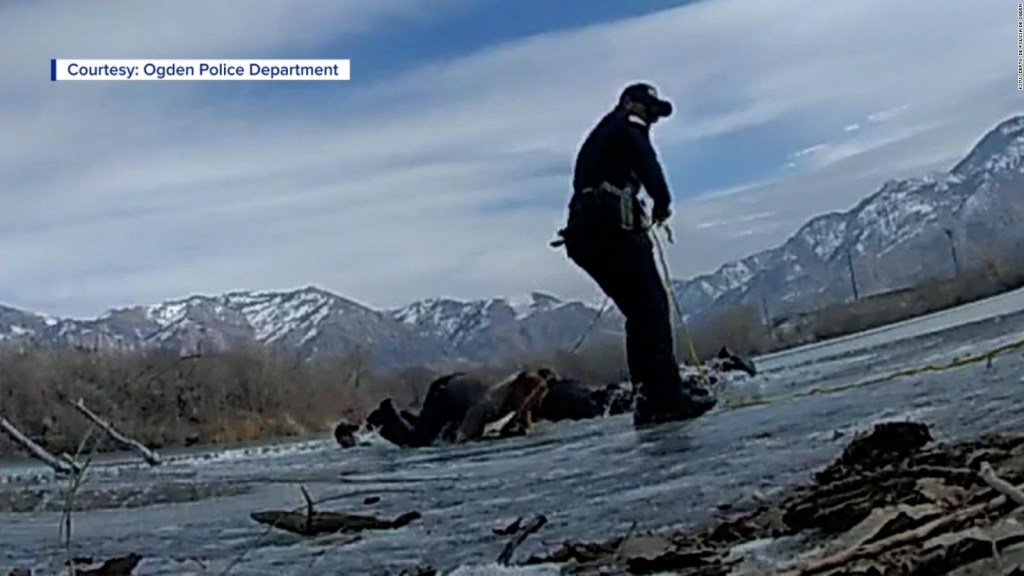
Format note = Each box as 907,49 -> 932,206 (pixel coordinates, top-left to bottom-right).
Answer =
566,221 -> 1023,412
563,221 -> 707,387
645,219 -> 1024,411
650,223 -> 708,385
722,333 -> 1024,411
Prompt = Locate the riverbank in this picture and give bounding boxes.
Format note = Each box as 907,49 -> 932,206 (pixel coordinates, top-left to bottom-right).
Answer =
516,420 -> 1024,575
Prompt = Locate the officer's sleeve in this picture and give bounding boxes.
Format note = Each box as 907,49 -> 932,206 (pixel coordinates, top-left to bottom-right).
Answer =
625,123 -> 671,208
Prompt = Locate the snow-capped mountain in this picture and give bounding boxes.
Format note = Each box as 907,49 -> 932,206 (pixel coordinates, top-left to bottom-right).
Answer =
0,289 -> 619,371
390,292 -> 620,362
2,116 -> 1022,367
672,115 -> 1024,323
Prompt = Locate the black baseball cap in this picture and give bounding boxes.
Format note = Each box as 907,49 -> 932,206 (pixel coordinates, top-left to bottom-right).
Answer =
620,82 -> 673,118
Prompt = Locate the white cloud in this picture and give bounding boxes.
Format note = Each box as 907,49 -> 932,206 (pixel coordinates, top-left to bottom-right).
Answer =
695,211 -> 777,230
0,0 -> 1015,317
790,143 -> 828,160
867,104 -> 911,123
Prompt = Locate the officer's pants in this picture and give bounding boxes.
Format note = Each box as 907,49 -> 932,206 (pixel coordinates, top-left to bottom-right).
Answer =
563,226 -> 684,401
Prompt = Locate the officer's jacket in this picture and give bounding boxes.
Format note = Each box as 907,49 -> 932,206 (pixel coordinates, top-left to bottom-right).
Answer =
571,107 -> 671,210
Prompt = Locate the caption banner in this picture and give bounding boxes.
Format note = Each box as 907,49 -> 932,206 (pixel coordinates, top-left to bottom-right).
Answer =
51,59 -> 351,81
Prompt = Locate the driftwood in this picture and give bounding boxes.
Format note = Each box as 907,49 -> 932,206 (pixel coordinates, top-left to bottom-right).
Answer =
250,510 -> 421,536
497,514 -> 547,565
251,486 -> 421,536
525,421 -> 1024,575
784,497 -> 1005,575
0,415 -> 80,475
981,461 -> 1024,506
67,398 -> 161,466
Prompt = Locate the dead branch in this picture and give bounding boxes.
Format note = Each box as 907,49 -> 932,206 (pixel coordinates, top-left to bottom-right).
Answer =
494,517 -> 523,536
498,514 -> 548,565
783,492 -> 1010,575
67,398 -> 161,466
612,521 -> 639,563
300,485 -> 315,534
61,424 -> 101,576
250,507 -> 421,537
980,462 -> 1024,507
0,415 -> 80,475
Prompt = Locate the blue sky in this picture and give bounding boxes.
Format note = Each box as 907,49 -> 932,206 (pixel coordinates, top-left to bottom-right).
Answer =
0,0 -> 1016,318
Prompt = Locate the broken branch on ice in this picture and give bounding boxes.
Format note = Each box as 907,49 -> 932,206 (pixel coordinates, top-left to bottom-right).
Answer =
0,415 -> 80,475
250,509 -> 422,537
251,485 -> 422,536
67,398 -> 161,466
497,514 -> 547,565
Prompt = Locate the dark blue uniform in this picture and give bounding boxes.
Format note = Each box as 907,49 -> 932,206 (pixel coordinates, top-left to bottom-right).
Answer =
559,91 -> 715,426
571,108 -> 671,222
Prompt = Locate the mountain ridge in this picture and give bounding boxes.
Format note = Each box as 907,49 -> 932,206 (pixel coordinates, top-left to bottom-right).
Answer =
670,114 -> 1024,323
3,115 -> 1023,369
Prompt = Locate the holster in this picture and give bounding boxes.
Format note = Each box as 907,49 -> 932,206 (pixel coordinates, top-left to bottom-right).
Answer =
576,182 -> 651,232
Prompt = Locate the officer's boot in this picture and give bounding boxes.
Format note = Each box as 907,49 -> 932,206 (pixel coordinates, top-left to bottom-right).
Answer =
633,380 -> 717,427
366,399 -> 416,447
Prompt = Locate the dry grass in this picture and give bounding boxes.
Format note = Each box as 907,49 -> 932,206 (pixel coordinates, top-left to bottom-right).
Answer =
774,253 -> 1024,348
0,345 -> 424,458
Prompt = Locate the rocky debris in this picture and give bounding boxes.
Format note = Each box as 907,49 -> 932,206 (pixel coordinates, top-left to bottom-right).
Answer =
524,421 -> 1024,575
813,420 -> 933,485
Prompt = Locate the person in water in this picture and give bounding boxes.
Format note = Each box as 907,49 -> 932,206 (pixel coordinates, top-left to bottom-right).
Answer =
336,349 -> 758,448
365,370 -> 552,448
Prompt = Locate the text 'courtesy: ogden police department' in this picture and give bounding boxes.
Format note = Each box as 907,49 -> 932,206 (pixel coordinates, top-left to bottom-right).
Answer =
50,59 -> 351,81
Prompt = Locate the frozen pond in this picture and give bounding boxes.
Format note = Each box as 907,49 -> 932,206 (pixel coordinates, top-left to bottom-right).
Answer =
3,290 -> 1024,575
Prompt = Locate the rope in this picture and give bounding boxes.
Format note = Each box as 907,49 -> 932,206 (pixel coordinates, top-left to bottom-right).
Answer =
650,223 -> 709,385
570,295 -> 611,353
563,221 -> 707,389
560,221 -> 1024,413
721,332 -> 1024,411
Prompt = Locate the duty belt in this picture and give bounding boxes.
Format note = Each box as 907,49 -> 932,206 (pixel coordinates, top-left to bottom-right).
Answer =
579,182 -> 651,232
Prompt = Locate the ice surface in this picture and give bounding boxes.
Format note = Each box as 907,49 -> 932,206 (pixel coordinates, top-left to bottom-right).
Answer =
4,288 -> 1024,574
757,285 -> 1024,371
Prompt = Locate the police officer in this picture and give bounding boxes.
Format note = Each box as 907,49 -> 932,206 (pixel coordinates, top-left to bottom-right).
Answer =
556,82 -> 716,426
